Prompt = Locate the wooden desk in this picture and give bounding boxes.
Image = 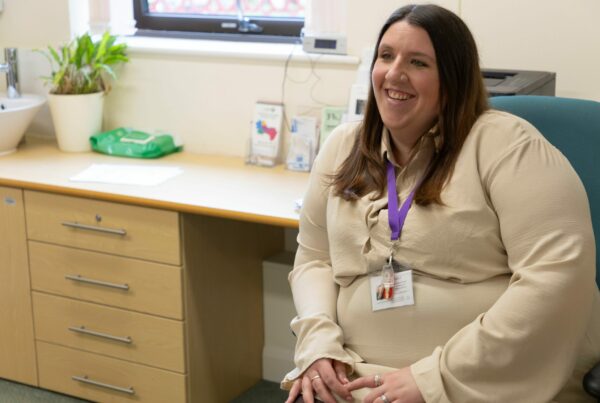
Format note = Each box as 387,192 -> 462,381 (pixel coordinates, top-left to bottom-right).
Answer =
0,138 -> 307,402
0,137 -> 306,228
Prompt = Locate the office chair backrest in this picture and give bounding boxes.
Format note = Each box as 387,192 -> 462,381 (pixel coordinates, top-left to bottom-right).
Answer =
489,95 -> 600,288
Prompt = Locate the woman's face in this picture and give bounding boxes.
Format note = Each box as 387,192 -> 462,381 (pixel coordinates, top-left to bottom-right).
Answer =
372,20 -> 440,146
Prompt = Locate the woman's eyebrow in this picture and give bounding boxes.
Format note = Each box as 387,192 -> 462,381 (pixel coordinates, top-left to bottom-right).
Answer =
377,43 -> 435,61
406,51 -> 436,61
377,44 -> 394,52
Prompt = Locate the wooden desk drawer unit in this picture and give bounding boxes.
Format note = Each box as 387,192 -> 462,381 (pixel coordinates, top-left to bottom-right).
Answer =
37,341 -> 186,403
24,191 -> 181,265
25,190 -> 188,401
11,189 -> 284,402
32,292 -> 186,373
29,241 -> 183,320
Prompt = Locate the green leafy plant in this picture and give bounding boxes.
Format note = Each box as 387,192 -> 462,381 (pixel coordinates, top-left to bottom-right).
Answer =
39,31 -> 128,95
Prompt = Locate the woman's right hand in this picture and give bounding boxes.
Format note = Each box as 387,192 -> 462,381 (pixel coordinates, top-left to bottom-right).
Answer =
285,358 -> 353,403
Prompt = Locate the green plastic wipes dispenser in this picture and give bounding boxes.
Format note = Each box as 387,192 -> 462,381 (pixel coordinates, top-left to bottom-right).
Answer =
90,128 -> 182,158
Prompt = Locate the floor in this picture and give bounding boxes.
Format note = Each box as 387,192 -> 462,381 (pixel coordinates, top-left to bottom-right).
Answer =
231,380 -> 288,402
0,378 -> 287,403
0,378 -> 88,403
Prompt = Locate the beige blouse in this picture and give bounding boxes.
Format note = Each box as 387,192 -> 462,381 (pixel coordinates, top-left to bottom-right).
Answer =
283,110 -> 600,402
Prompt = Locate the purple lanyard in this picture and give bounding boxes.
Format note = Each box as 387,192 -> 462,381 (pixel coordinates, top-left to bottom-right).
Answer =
386,160 -> 419,241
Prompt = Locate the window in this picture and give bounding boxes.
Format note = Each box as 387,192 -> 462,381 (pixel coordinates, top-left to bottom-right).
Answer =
133,0 -> 306,43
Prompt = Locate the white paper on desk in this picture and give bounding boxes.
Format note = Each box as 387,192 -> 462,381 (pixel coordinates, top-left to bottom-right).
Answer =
70,164 -> 183,186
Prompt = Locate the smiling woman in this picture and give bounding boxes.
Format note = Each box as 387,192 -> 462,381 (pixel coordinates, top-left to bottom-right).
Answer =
371,21 -> 440,165
282,4 -> 600,403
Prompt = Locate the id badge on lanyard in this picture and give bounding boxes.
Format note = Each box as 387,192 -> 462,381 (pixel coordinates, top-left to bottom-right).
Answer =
370,160 -> 418,312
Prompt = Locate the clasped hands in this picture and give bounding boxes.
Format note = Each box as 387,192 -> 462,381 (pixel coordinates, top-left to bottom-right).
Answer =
285,358 -> 425,403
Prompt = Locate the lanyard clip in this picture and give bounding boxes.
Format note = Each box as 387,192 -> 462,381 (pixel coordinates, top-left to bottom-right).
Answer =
388,240 -> 399,266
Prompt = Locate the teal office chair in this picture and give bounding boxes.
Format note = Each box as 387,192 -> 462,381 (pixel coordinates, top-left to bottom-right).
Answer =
490,95 -> 600,399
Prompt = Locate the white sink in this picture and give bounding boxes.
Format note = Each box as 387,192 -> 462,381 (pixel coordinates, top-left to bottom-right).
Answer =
0,93 -> 45,155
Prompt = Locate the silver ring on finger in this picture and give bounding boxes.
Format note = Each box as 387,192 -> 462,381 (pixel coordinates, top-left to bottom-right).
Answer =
380,394 -> 390,403
310,374 -> 321,381
374,373 -> 382,387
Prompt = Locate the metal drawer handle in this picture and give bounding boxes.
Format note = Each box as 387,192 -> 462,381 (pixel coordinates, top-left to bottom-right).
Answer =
65,274 -> 129,291
62,221 -> 127,236
72,375 -> 135,395
68,325 -> 132,344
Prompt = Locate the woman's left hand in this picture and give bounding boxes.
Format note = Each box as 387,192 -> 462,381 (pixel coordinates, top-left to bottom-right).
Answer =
346,367 -> 425,403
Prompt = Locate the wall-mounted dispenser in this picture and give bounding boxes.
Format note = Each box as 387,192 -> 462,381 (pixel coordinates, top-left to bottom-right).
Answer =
302,0 -> 347,55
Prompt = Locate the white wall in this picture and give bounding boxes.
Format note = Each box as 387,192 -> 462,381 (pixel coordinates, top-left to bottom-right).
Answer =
1,0 -> 599,156
0,0 -> 71,49
462,0 -> 600,99
103,50 -> 357,156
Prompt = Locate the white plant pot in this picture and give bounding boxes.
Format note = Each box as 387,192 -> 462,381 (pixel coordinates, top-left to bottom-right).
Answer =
48,92 -> 104,152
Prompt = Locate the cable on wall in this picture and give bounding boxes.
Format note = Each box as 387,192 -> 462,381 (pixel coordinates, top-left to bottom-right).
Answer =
280,45 -> 347,132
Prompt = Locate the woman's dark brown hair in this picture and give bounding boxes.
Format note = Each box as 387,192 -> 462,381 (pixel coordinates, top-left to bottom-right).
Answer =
332,4 -> 489,205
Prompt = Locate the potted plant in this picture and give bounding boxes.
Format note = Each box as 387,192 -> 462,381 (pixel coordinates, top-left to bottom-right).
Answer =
39,32 -> 128,152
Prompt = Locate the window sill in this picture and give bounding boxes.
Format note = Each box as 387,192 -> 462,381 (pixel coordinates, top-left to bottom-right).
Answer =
123,35 -> 360,65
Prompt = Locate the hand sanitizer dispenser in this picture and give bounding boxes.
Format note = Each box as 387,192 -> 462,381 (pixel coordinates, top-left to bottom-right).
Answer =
302,0 -> 347,55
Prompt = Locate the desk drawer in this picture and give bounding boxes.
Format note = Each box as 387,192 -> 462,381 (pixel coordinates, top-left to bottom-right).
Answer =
29,241 -> 183,320
25,191 -> 181,265
37,341 -> 186,403
33,292 -> 185,373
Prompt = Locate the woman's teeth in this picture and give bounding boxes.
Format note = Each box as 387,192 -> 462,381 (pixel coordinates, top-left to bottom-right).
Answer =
387,90 -> 413,100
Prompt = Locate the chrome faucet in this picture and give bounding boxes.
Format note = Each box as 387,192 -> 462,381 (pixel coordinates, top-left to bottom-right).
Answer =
0,48 -> 20,98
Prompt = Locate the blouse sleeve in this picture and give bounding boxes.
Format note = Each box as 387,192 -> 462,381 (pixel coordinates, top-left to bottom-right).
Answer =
410,119 -> 597,402
282,126 -> 358,386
